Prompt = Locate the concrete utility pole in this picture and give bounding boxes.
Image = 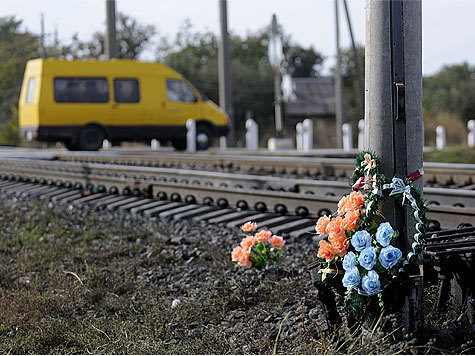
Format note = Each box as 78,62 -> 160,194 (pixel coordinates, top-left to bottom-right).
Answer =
342,0 -> 364,117
270,14 -> 284,139
365,0 -> 423,334
218,0 -> 234,146
334,0 -> 344,148
40,13 -> 46,58
105,0 -> 118,59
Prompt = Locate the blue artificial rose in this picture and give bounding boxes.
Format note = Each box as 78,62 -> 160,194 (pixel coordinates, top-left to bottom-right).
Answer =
343,251 -> 357,270
376,222 -> 395,247
342,268 -> 360,290
351,230 -> 372,252
378,245 -> 403,269
361,270 -> 381,295
359,247 -> 377,270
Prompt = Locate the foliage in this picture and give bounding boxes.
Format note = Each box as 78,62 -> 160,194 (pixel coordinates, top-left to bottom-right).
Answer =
423,62 -> 475,123
424,146 -> 475,164
157,21 -> 324,144
59,13 -> 156,60
0,16 -> 40,145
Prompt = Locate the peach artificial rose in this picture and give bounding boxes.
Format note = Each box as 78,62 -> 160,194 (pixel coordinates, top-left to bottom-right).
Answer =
328,228 -> 346,244
270,235 -> 285,249
315,215 -> 331,235
342,209 -> 360,231
337,195 -> 348,215
255,229 -> 272,242
240,235 -> 256,250
317,240 -> 335,262
241,221 -> 257,232
331,237 -> 349,258
346,191 -> 365,211
326,216 -> 345,238
231,246 -> 243,262
238,249 -> 252,267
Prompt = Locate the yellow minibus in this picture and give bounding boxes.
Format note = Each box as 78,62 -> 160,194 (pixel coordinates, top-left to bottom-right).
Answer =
19,58 -> 228,150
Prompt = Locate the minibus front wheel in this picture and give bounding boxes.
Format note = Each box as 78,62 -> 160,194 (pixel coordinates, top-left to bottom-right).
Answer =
196,125 -> 213,150
78,125 -> 106,151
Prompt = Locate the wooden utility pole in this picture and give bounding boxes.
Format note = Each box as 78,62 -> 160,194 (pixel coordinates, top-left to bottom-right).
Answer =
218,0 -> 234,146
105,0 -> 118,59
334,0 -> 343,148
365,0 -> 423,334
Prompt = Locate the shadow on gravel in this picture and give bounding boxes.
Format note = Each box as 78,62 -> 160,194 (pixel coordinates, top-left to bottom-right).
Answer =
0,196 -> 473,354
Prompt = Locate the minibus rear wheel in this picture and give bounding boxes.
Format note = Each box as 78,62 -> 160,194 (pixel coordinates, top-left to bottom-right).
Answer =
64,141 -> 79,151
78,125 -> 105,151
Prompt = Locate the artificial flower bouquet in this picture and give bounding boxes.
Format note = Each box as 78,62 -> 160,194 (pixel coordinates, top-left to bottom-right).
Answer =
231,221 -> 285,269
315,151 -> 427,312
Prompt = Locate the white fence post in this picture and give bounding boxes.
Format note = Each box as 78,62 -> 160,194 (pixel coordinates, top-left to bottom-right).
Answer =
220,136 -> 227,150
358,119 -> 365,151
186,119 -> 196,152
102,139 -> 111,149
342,123 -> 353,151
151,139 -> 160,150
468,120 -> 475,148
296,122 -> 303,151
245,119 -> 258,151
302,118 -> 313,152
436,125 -> 446,151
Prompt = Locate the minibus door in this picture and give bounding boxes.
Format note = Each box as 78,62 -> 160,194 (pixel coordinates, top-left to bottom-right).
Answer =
164,79 -> 201,129
110,78 -> 144,138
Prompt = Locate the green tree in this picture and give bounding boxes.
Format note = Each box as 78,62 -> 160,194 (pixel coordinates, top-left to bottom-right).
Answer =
157,21 -> 324,144
60,13 -> 156,60
423,62 -> 475,123
0,16 -> 40,145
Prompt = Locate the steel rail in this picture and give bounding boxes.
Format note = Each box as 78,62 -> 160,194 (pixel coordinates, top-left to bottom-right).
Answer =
0,158 -> 473,228
1,158 -> 474,207
56,152 -> 475,187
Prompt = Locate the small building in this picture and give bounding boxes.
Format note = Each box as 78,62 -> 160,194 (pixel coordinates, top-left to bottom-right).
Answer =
285,77 -> 337,148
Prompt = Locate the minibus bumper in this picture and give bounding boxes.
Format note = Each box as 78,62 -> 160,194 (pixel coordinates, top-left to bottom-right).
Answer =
215,125 -> 230,137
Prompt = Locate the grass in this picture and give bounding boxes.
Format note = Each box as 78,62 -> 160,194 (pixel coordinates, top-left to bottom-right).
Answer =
424,146 -> 475,164
0,199 -> 474,354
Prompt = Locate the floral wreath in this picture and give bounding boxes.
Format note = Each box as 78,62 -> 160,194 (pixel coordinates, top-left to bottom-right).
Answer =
315,151 -> 427,309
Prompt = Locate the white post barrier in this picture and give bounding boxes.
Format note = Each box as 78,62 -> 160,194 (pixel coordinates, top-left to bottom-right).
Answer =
186,119 -> 196,153
102,139 -> 111,149
296,122 -> 304,151
302,118 -> 313,152
342,123 -> 353,151
220,136 -> 227,150
151,139 -> 160,150
245,119 -> 258,151
468,120 -> 475,148
436,125 -> 446,151
358,119 -> 365,151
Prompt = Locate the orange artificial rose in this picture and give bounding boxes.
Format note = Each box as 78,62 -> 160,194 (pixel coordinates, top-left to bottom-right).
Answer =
326,216 -> 345,238
240,235 -> 256,250
255,229 -> 272,242
317,240 -> 335,262
241,221 -> 257,232
315,215 -> 331,235
238,249 -> 252,267
270,235 -> 285,249
328,229 -> 346,245
346,191 -> 365,211
337,195 -> 348,215
342,209 -> 360,231
331,237 -> 349,258
231,246 -> 243,262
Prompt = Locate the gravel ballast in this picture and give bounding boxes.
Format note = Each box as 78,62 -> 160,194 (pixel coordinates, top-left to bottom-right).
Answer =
0,190 -> 473,354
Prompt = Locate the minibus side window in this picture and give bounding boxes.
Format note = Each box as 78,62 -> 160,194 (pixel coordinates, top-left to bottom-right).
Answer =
54,77 -> 109,103
114,79 -> 140,103
25,77 -> 36,104
166,79 -> 197,103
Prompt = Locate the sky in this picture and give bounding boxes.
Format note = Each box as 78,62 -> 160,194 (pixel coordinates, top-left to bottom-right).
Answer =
3,0 -> 475,76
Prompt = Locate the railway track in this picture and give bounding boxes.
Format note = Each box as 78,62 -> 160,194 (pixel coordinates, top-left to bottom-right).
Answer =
0,158 -> 473,230
56,151 -> 475,188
